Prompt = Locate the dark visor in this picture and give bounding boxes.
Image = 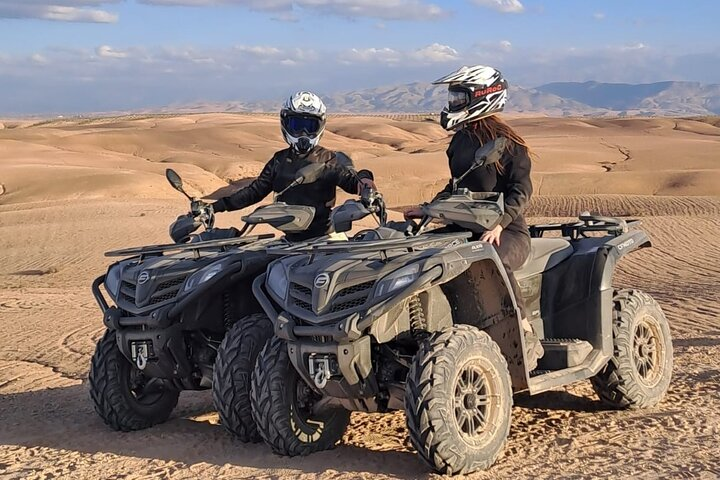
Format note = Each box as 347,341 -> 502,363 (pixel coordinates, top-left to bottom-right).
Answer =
284,115 -> 321,136
447,87 -> 471,112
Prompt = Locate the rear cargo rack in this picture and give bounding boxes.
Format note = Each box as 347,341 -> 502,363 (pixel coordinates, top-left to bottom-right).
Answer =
530,217 -> 641,240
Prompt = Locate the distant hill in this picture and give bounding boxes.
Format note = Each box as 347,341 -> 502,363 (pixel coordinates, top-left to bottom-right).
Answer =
536,81 -> 720,116
151,81 -> 720,117
321,82 -> 602,116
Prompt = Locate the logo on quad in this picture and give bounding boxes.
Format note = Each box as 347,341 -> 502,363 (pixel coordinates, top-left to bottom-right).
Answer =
314,273 -> 330,289
137,271 -> 150,285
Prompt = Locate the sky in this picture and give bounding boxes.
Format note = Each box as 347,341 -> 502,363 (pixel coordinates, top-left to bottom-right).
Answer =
1,0 -> 719,114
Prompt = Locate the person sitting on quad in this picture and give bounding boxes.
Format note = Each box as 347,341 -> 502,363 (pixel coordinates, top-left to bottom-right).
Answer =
405,65 -> 544,369
210,91 -> 375,241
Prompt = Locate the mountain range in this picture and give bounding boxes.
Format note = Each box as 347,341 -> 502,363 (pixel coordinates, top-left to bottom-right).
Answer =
160,81 -> 720,117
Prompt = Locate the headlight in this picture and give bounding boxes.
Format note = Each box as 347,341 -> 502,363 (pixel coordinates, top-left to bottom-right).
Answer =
266,262 -> 289,300
184,261 -> 225,292
105,265 -> 122,297
374,264 -> 420,298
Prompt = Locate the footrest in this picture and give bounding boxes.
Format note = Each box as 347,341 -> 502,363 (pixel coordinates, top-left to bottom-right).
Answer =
537,338 -> 593,371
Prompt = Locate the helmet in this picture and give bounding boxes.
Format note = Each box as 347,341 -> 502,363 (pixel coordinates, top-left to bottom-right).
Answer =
280,91 -> 327,154
433,65 -> 508,131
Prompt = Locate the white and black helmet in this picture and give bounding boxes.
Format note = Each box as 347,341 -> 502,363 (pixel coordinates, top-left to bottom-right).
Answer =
280,91 -> 327,154
433,65 -> 508,131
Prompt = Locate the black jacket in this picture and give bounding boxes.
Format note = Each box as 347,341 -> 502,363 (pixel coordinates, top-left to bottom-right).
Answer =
212,146 -> 373,241
434,129 -> 533,234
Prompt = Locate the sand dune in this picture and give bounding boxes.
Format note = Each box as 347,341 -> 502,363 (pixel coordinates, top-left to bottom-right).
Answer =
1,114 -> 719,479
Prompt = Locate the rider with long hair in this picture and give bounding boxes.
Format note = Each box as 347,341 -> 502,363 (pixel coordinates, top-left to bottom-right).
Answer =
406,65 -> 543,369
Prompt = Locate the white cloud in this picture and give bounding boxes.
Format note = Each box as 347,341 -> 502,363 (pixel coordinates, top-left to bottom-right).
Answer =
234,45 -> 283,57
471,0 -> 524,14
138,0 -> 447,20
3,41 -> 718,115
0,1 -> 119,23
341,47 -> 401,64
97,45 -> 128,58
411,43 -> 459,62
499,40 -> 513,52
31,53 -> 49,64
593,12 -> 606,21
620,43 -> 648,51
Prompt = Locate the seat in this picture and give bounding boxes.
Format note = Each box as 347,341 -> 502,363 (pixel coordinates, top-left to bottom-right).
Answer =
515,238 -> 574,280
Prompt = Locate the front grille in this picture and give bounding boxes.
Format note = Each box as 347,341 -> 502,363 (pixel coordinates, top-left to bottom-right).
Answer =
330,280 -> 375,313
120,275 -> 187,306
289,280 -> 376,315
331,297 -> 369,313
156,277 -> 185,291
290,282 -> 313,312
292,283 -> 312,297
336,281 -> 375,298
295,298 -> 313,311
120,280 -> 137,304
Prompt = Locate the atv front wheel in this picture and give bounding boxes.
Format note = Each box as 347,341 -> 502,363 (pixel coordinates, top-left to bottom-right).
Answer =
89,329 -> 179,431
212,313 -> 273,442
591,289 -> 673,409
405,324 -> 513,475
251,336 -> 350,456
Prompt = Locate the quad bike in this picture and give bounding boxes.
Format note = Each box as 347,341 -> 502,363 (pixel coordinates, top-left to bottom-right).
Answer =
88,162 -> 348,434
210,178 -> 389,441
245,138 -> 673,474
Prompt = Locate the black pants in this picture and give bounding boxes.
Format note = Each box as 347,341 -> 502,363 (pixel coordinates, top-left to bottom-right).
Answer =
494,229 -> 531,318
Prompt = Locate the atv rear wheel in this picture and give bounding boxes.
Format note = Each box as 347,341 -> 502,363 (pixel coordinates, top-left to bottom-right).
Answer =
212,313 -> 273,442
89,329 -> 179,431
405,324 -> 512,475
251,336 -> 350,456
591,289 -> 673,409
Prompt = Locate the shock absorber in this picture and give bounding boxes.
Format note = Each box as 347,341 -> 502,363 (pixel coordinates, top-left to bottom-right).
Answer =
409,295 -> 428,340
223,291 -> 234,329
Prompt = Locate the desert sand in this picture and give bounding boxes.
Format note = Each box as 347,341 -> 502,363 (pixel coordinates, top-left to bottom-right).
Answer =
1,114 -> 719,479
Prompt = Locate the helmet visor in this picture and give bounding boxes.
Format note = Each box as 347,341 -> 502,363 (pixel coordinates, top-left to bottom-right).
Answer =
284,115 -> 321,137
447,87 -> 471,112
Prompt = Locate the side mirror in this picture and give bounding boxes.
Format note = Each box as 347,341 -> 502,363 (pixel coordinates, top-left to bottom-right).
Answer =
165,168 -> 184,192
474,136 -> 507,168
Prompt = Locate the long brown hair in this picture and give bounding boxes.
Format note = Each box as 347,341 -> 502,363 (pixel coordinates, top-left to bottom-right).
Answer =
466,115 -> 534,173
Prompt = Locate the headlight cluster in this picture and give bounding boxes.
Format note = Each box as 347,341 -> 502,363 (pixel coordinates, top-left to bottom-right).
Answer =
105,265 -> 122,297
184,261 -> 226,292
374,264 -> 420,298
267,262 -> 289,300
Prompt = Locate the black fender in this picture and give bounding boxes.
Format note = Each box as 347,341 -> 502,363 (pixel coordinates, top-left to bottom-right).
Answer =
600,230 -> 651,291
437,241 -> 529,390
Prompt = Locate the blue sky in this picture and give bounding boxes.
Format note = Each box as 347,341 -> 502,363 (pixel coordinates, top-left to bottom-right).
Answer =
1,0 -> 719,114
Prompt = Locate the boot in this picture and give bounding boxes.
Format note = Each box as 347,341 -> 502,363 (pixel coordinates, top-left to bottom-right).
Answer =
521,317 -> 544,372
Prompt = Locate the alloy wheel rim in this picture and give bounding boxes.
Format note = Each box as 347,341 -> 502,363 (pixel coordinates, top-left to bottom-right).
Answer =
454,362 -> 498,441
633,314 -> 664,387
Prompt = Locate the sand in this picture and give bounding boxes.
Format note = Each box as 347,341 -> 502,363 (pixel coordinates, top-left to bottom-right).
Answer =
1,114 -> 719,479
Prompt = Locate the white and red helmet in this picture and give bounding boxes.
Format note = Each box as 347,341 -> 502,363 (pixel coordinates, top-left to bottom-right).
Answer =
280,91 -> 327,154
433,65 -> 508,131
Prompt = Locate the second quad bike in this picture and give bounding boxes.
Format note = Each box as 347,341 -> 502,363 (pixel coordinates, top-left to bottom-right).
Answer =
88,162 -> 351,436
243,137 -> 673,475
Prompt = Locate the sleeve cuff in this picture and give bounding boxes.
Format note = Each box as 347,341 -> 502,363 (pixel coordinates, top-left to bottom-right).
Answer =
500,213 -> 513,229
211,199 -> 228,213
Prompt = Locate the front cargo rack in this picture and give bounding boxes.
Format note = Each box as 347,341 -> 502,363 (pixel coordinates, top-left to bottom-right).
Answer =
105,234 -> 275,258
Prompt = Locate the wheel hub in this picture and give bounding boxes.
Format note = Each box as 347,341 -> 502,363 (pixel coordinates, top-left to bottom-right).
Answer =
633,315 -> 663,386
454,364 -> 494,439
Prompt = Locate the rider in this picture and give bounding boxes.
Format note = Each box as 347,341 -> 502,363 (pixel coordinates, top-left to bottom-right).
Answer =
210,91 -> 375,241
405,65 -> 544,370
